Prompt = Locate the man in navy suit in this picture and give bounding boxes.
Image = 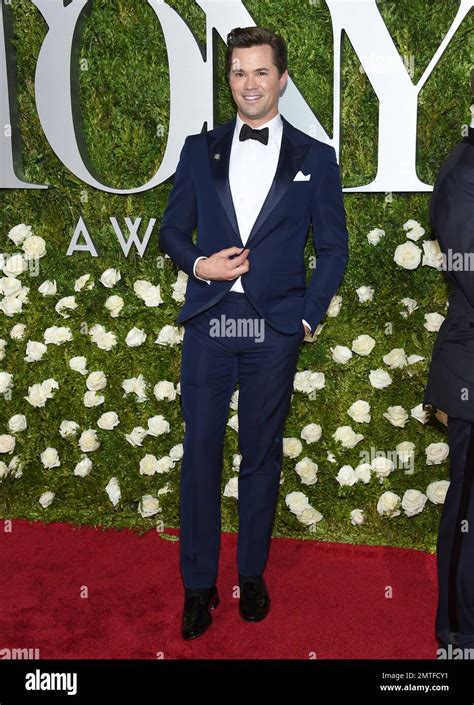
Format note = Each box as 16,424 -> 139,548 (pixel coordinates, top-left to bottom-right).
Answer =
159,26 -> 349,640
423,119 -> 474,653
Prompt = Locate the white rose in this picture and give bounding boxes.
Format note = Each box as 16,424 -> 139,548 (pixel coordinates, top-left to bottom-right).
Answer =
40,447 -> 60,469
83,391 -> 104,407
0,434 -> 16,453
24,340 -> 47,362
55,296 -> 77,318
228,414 -> 242,435
125,327 -> 147,347
223,477 -> 239,498
425,442 -> 449,465
283,437 -> 303,458
8,414 -> 27,432
38,279 -> 57,296
232,453 -> 242,470
327,295 -> 342,317
352,334 -> 376,356
350,508 -> 366,525
126,426 -> 148,446
230,390 -> 239,410
106,477 -> 121,506
89,324 -> 117,351
170,444 -> 183,461
86,370 -> 107,391
393,241 -> 422,270
22,235 -> 46,259
300,423 -> 322,444
138,495 -> 161,518
399,297 -> 418,317
348,400 -> 371,423
356,285 -> 374,303
74,457 -> 92,477
408,354 -> 424,364
146,415 -> 170,437
293,370 -> 325,394
39,491 -> 55,508
383,405 -> 409,427
411,403 -> 429,424
3,252 -> 27,277
396,441 -> 415,466
8,455 -> 23,480
69,356 -> 88,375
122,375 -> 148,402
331,345 -> 353,364
153,381 -> 176,402
133,279 -> 163,307
383,348 -> 408,368
43,326 -> 73,345
0,371 -> 13,395
100,268 -> 121,288
74,273 -> 94,291
422,240 -> 443,269
0,277 -> 22,296
295,457 -> 318,485
156,456 -> 175,473
97,412 -> 119,430
59,420 -> 79,438
139,454 -> 160,476
79,429 -> 100,452
371,455 -> 395,478
336,464 -> 358,486
155,325 -> 181,346
426,480 -> 449,504
424,312 -> 444,332
8,223 -> 32,245
403,219 -> 425,241
369,368 -> 392,389
24,384 -> 49,407
0,295 -> 23,316
332,426 -> 364,448
104,295 -> 124,317
367,228 -> 385,245
171,271 -> 188,303
377,491 -> 401,517
402,489 -> 427,517
285,491 -> 310,515
298,506 -> 323,526
354,462 -> 372,483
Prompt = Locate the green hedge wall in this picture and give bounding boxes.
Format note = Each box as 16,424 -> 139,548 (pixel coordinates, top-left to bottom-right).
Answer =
0,0 -> 473,552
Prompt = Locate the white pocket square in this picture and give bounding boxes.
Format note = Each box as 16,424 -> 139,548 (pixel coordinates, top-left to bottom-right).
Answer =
293,170 -> 311,181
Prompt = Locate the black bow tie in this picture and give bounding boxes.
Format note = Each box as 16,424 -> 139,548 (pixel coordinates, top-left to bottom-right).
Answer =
239,123 -> 269,146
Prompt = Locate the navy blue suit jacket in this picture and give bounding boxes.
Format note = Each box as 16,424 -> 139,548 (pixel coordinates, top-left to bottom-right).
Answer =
159,114 -> 349,335
423,128 -> 474,421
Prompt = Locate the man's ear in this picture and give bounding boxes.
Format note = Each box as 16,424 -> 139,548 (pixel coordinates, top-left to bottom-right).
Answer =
279,69 -> 289,92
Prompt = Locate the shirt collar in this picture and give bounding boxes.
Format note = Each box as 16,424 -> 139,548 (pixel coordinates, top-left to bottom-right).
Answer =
234,111 -> 282,145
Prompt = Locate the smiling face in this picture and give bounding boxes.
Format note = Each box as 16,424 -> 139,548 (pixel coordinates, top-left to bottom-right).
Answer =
228,44 -> 288,128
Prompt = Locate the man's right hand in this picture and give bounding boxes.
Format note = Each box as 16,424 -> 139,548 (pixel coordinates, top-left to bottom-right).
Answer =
196,247 -> 250,281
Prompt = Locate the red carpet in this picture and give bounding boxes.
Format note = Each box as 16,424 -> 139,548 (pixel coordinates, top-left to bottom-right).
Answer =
0,519 -> 439,659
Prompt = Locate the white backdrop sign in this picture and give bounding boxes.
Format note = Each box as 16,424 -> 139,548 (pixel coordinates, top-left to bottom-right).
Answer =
1,0 -> 473,193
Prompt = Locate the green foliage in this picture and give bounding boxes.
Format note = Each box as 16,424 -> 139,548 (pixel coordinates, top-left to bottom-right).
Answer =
1,0 -> 472,552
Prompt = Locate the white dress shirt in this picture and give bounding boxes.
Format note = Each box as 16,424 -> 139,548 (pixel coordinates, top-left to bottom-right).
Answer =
193,111 -> 311,335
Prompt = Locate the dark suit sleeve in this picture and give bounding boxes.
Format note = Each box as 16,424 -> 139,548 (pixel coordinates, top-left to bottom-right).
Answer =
158,136 -> 209,285
431,167 -> 474,307
303,146 -> 349,332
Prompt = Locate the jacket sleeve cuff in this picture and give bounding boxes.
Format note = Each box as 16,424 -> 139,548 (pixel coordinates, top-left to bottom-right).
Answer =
193,256 -> 211,284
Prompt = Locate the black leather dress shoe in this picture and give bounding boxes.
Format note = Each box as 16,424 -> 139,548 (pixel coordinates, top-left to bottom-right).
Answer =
181,585 -> 219,640
238,575 -> 270,622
